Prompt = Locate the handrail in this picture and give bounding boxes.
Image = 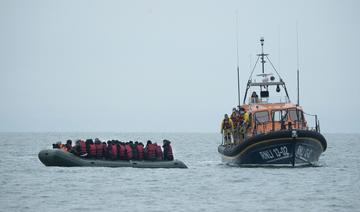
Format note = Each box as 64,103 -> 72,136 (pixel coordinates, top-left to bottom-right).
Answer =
303,112 -> 320,133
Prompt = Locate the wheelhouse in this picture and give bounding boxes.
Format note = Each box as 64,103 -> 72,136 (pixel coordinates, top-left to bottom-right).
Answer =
248,104 -> 309,135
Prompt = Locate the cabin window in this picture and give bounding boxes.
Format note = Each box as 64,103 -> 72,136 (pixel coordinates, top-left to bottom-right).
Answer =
254,111 -> 269,123
289,109 -> 303,121
272,110 -> 287,122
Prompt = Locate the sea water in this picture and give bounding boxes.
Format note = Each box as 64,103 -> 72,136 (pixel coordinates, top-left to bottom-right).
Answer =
0,133 -> 359,212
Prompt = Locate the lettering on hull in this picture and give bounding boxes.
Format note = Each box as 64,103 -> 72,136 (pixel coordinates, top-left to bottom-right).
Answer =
295,145 -> 313,160
259,146 -> 290,162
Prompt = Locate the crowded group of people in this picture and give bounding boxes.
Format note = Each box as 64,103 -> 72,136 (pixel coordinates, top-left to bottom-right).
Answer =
53,138 -> 174,161
221,105 -> 251,145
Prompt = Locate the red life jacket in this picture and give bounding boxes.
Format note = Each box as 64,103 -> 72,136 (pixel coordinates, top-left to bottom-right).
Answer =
118,144 -> 126,160
111,144 -> 118,160
80,140 -> 87,155
125,144 -> 133,160
146,144 -> 156,160
95,143 -> 103,158
136,145 -> 144,160
165,144 -> 174,161
89,144 -> 96,157
155,145 -> 163,161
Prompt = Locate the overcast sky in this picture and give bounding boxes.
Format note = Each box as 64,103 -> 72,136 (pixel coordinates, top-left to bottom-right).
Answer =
0,0 -> 359,133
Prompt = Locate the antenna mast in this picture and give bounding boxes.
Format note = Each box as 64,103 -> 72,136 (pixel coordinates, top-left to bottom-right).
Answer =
236,12 -> 241,107
296,22 -> 300,106
260,37 -> 266,74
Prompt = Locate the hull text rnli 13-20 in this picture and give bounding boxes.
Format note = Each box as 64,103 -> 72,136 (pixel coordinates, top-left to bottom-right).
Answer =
218,38 -> 327,167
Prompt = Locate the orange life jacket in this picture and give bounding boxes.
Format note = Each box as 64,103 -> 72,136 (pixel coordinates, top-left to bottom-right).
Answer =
59,144 -> 67,151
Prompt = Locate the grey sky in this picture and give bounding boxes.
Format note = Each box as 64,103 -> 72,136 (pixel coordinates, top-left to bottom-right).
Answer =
0,0 -> 359,133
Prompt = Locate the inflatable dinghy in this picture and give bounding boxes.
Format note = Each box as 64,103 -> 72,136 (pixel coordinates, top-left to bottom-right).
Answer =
38,149 -> 187,168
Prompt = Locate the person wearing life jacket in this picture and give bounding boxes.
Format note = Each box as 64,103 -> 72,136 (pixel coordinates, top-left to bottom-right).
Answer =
243,110 -> 252,130
130,141 -> 138,160
110,141 -> 118,160
230,108 -> 240,127
88,143 -> 96,158
124,142 -> 133,160
145,140 -> 156,161
117,142 -> 126,160
85,139 -> 93,156
162,139 -> 174,161
105,140 -> 112,159
78,140 -> 87,156
71,140 -> 80,155
58,142 -> 68,151
136,142 -> 145,160
52,141 -> 61,149
155,143 -> 163,161
102,142 -> 107,158
65,139 -> 72,152
94,138 -> 103,159
221,114 -> 234,145
230,108 -> 241,144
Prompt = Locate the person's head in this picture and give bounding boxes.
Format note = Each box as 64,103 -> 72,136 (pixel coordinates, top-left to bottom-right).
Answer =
163,139 -> 171,145
66,140 -> 72,145
232,108 -> 236,112
147,140 -> 152,145
224,114 -> 229,119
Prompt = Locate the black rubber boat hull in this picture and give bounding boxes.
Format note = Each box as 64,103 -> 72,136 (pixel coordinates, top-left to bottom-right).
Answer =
38,149 -> 187,168
218,130 -> 327,167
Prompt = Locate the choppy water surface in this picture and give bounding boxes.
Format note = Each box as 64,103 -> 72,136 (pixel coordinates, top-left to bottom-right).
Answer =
0,133 -> 359,212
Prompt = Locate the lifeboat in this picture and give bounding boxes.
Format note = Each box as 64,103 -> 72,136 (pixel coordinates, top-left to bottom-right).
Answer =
218,37 -> 327,167
38,149 -> 187,169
